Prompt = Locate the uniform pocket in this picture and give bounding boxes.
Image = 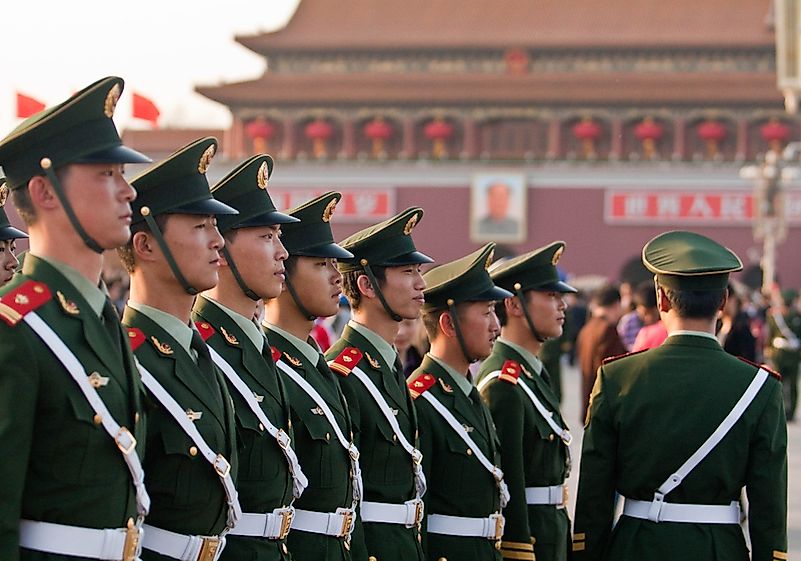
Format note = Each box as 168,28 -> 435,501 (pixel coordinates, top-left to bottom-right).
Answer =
159,419 -> 215,508
294,408 -> 339,489
236,408 -> 281,481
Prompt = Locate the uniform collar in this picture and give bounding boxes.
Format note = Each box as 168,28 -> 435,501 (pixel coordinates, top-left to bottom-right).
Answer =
667,329 -> 719,342
496,337 -> 543,375
264,322 -> 320,364
347,319 -> 398,367
127,301 -> 194,357
32,254 -> 105,317
428,353 -> 473,397
204,296 -> 263,352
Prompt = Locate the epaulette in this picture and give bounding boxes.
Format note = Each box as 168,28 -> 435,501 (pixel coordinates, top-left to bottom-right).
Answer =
126,328 -> 146,351
602,349 -> 647,365
498,360 -> 521,385
329,347 -> 363,377
738,356 -> 782,381
271,346 -> 281,363
407,372 -> 436,399
194,321 -> 215,342
0,281 -> 51,326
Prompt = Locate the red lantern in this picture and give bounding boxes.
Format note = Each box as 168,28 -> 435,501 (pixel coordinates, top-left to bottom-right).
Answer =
364,117 -> 393,157
760,118 -> 791,153
244,118 -> 275,154
634,117 -> 664,159
305,119 -> 334,158
424,118 -> 454,159
696,120 -> 726,158
572,117 -> 602,158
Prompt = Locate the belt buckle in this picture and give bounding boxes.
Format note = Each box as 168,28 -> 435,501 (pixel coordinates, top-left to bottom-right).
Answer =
413,501 -> 424,526
197,536 -> 222,561
337,509 -> 354,538
213,454 -> 231,478
489,513 -> 505,541
275,429 -> 290,450
121,520 -> 141,561
115,427 -> 137,455
278,509 -> 294,540
561,485 -> 569,506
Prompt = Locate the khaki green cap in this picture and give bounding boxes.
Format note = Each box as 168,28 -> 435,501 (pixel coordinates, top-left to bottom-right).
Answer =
338,207 -> 433,273
210,154 -> 298,233
422,243 -> 512,311
280,192 -> 353,259
643,231 -> 742,290
130,137 -> 237,222
0,76 -> 151,190
0,178 -> 27,240
490,241 -> 576,293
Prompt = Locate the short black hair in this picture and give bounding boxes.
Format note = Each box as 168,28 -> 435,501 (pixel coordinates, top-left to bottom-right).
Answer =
592,284 -> 621,308
116,214 -> 169,273
633,279 -> 657,309
662,286 -> 726,319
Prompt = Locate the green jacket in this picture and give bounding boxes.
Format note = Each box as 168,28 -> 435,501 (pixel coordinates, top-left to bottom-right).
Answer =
573,334 -> 787,561
122,306 -> 237,560
478,341 -> 571,561
409,354 -> 502,561
326,325 -> 424,561
765,309 -> 801,370
264,326 -> 359,561
192,296 -> 294,561
0,255 -> 146,561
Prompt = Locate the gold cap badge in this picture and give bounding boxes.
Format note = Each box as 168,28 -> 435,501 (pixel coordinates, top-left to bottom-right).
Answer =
485,248 -> 495,270
0,183 -> 8,207
322,198 -> 337,222
552,246 -> 563,265
257,161 -> 269,189
198,144 -> 216,174
104,83 -> 121,118
403,213 -> 419,235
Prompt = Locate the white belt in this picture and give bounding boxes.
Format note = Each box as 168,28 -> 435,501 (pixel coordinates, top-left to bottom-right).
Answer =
525,484 -> 567,506
142,524 -> 225,561
291,507 -> 355,538
19,519 -> 142,561
360,499 -> 424,527
426,513 -> 505,540
229,508 -> 294,540
622,497 -> 741,524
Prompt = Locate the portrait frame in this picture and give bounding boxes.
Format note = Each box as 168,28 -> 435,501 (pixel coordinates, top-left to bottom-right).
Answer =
470,172 -> 527,243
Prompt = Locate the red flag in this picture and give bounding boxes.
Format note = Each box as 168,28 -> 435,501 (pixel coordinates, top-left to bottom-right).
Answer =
132,92 -> 160,127
16,92 -> 46,118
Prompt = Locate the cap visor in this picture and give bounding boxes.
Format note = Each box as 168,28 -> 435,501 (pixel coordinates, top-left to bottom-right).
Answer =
470,285 -> 514,302
383,251 -> 435,267
75,144 -> 152,164
0,226 -> 28,240
536,280 -> 578,293
293,242 -> 354,260
171,198 -> 239,216
235,210 -> 300,228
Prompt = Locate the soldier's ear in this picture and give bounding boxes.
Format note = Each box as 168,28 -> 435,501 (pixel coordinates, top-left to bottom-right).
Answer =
131,230 -> 156,262
656,285 -> 671,313
27,175 -> 59,211
438,309 -> 457,338
504,296 -> 522,317
356,273 -> 375,298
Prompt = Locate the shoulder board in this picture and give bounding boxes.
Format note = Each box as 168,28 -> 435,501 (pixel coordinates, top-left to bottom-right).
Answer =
738,356 -> 782,381
271,345 -> 281,363
498,360 -> 521,385
329,347 -> 363,377
407,372 -> 437,399
126,328 -> 147,351
602,349 -> 647,365
0,281 -> 51,326
194,321 -> 215,342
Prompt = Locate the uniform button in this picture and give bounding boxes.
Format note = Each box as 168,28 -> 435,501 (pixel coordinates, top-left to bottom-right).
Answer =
392,434 -> 398,443
281,543 -> 288,554
438,558 -> 447,561
93,414 -> 102,425
259,423 -> 265,431
134,412 -> 140,423
369,557 -> 377,561
495,541 -> 502,550
548,434 -> 555,442
344,540 -> 350,551
417,533 -> 422,543
189,446 -> 198,456
326,432 -> 331,441
466,449 -> 473,456
288,420 -> 292,430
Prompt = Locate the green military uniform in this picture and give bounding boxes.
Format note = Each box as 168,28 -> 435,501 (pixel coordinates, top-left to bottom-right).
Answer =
407,244 -> 512,561
0,77 -> 151,561
572,231 -> 787,561
325,208 -> 434,561
478,242 -> 576,561
765,289 -> 801,421
263,193 -> 363,561
121,138 -> 241,561
192,154 -> 302,560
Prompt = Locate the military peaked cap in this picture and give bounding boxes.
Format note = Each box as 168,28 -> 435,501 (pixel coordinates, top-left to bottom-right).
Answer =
280,192 -> 353,259
490,241 -> 576,293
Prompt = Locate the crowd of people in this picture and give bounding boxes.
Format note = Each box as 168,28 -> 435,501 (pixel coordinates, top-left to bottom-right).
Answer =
0,77 -> 791,561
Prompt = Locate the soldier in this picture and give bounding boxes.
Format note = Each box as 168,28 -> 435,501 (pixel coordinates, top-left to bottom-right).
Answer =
572,231 -> 787,561
262,193 -> 364,561
192,154 -> 307,560
325,208 -> 433,561
117,137 -> 242,561
765,288 -> 801,422
0,178 -> 28,286
0,77 -> 151,561
407,243 -> 512,561
477,241 -> 576,561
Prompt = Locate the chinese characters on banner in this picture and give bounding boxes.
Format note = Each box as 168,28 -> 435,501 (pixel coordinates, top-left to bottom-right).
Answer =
270,189 -> 395,222
605,190 -> 801,225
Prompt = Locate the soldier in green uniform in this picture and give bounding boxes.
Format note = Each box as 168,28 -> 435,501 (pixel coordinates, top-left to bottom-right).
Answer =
325,208 -> 433,561
572,231 -> 787,561
765,288 -> 801,422
407,243 -> 512,561
0,77 -> 151,561
117,137 -> 242,561
0,178 -> 28,286
262,193 -> 365,561
191,154 -> 307,560
477,241 -> 576,561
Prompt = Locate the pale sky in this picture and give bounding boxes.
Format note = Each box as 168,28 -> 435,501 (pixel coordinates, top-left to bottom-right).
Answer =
0,0 -> 301,135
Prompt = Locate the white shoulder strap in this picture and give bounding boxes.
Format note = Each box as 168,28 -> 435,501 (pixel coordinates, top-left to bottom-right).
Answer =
335,363 -> 426,500
135,359 -> 242,530
24,312 -> 150,520
274,359 -> 363,508
479,370 -> 572,445
419,391 -> 509,508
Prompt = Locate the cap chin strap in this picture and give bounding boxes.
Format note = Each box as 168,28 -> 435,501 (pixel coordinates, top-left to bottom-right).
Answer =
220,246 -> 260,301
140,209 -> 198,296
40,158 -> 104,254
284,275 -> 316,321
515,285 -> 548,343
361,261 -> 402,322
447,300 -> 478,364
